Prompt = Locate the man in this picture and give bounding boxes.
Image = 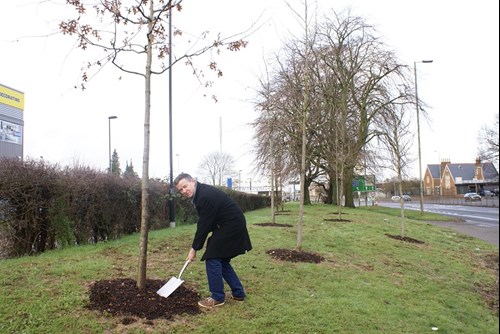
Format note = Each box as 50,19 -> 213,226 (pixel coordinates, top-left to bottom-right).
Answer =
174,173 -> 252,308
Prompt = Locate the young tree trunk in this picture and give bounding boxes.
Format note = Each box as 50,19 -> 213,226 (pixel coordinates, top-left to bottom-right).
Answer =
137,1 -> 154,290
296,0 -> 310,251
270,134 -> 276,224
398,167 -> 406,237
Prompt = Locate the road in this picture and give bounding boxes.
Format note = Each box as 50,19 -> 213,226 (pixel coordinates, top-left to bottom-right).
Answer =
378,201 -> 499,247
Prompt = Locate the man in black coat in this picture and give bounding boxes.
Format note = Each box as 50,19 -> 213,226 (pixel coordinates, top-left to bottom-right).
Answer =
174,173 -> 252,308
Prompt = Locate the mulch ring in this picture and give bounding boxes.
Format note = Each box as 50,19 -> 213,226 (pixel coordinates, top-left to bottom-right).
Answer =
323,218 -> 352,222
255,222 -> 293,227
275,211 -> 291,216
87,278 -> 201,321
267,248 -> 324,263
385,234 -> 425,244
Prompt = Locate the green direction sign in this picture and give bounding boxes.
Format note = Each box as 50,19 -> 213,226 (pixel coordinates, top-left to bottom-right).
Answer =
352,177 -> 375,192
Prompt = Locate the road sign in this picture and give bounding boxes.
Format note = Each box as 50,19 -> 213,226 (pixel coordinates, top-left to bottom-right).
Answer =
352,176 -> 375,192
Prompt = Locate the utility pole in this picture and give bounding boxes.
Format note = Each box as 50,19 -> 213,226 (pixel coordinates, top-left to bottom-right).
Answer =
414,60 -> 433,214
168,7 -> 175,227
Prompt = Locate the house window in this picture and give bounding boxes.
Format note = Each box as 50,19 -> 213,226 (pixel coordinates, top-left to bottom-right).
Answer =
445,175 -> 451,189
435,186 -> 440,195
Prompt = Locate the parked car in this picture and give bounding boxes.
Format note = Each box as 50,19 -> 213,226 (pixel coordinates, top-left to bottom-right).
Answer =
391,195 -> 400,202
402,195 -> 412,201
464,193 -> 481,201
482,190 -> 495,197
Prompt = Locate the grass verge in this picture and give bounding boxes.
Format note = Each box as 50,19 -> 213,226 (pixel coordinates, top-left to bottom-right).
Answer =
0,203 -> 498,334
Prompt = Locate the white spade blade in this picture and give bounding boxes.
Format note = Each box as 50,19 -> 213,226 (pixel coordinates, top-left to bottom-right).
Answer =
156,277 -> 184,298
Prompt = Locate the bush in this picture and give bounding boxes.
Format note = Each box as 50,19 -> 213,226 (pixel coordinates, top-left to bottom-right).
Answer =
0,158 -> 270,258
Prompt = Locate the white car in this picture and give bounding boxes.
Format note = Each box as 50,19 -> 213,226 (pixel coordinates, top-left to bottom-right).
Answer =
391,195 -> 400,202
464,193 -> 481,201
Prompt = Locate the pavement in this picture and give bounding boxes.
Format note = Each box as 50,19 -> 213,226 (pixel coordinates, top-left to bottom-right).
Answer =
374,198 -> 499,248
424,220 -> 499,248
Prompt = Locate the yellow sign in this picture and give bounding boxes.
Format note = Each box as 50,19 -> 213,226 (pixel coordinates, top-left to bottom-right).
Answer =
0,84 -> 24,110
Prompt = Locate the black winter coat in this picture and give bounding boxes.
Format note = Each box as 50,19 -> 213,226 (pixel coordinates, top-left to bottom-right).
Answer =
191,182 -> 252,261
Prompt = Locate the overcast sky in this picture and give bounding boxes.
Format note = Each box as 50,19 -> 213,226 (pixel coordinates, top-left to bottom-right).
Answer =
1,0 -> 498,185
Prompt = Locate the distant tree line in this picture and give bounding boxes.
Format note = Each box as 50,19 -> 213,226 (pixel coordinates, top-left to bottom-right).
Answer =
0,157 -> 269,259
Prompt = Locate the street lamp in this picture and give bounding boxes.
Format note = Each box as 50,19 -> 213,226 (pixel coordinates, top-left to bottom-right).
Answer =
414,60 -> 433,214
168,6 -> 175,228
108,116 -> 118,173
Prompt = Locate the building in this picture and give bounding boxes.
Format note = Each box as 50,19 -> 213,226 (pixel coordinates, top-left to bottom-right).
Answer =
424,158 -> 499,196
0,84 -> 24,159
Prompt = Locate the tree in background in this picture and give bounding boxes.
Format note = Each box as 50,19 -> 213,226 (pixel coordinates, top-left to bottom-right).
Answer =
110,149 -> 121,176
123,160 -> 138,178
377,103 -> 414,237
198,151 -> 235,186
477,113 -> 499,167
60,0 -> 248,289
252,9 -> 414,211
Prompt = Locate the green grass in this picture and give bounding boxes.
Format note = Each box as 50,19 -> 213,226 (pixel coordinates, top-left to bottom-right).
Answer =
1,203 -> 498,334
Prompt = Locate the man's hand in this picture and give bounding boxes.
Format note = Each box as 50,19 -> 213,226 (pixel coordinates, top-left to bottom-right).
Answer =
187,248 -> 197,262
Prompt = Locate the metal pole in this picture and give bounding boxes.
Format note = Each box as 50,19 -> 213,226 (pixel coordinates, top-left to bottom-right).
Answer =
168,6 -> 175,227
413,60 -> 433,214
108,116 -> 117,173
108,118 -> 111,173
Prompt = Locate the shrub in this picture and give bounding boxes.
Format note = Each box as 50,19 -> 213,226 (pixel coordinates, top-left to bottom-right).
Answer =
0,158 -> 270,258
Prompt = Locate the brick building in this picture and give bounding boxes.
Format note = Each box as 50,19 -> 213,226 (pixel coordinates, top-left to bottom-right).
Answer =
424,158 -> 499,196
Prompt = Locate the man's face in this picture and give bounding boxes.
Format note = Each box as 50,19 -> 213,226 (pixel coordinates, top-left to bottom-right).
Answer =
176,178 -> 196,198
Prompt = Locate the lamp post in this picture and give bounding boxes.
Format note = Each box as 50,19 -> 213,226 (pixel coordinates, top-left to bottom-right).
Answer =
168,6 -> 175,227
108,116 -> 118,173
414,60 -> 433,214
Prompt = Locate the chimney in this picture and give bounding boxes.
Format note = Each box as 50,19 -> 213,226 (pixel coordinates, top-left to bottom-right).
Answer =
440,158 -> 450,178
475,157 -> 483,180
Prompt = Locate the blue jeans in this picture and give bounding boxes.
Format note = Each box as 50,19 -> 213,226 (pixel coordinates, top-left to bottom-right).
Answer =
205,258 -> 245,301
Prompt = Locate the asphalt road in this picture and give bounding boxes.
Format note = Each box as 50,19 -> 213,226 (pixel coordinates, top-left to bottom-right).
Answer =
378,201 -> 499,247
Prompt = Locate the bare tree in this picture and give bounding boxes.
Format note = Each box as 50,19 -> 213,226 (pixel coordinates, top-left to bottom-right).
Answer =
477,113 -> 499,166
198,151 -> 235,186
294,0 -> 313,251
313,10 -> 413,208
253,7 -> 415,215
60,0 -> 248,289
377,104 -> 414,237
252,0 -> 317,250
252,67 -> 293,221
